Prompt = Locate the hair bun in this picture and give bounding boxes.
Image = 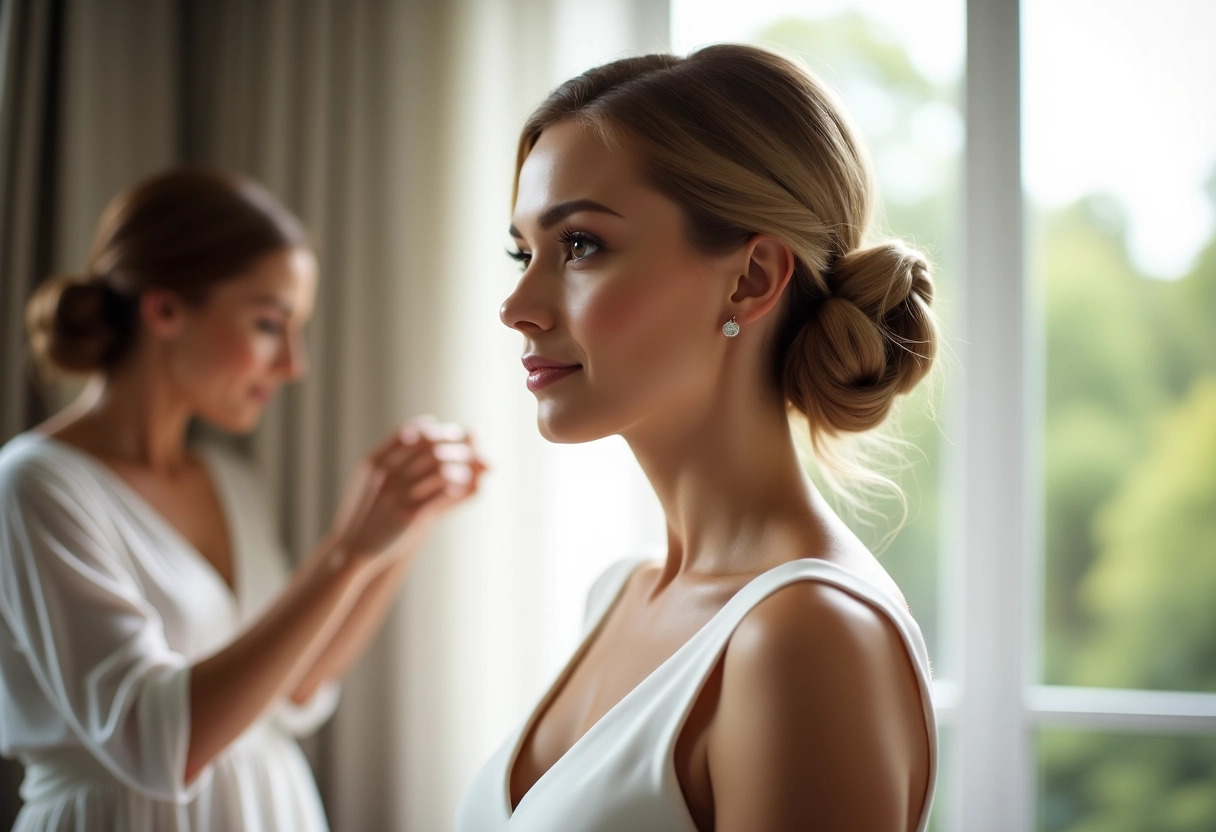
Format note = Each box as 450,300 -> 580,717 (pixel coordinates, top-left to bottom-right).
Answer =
784,240 -> 938,435
25,273 -> 133,375
831,240 -> 934,313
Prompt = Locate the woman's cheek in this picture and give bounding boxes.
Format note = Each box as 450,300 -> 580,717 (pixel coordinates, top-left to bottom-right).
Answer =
250,336 -> 282,369
575,282 -> 641,341
204,331 -> 271,382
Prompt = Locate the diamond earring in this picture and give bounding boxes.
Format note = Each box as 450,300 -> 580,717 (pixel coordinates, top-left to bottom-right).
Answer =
722,317 -> 740,338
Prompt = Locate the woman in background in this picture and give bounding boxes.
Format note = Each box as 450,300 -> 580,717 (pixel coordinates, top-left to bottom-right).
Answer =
0,168 -> 486,831
459,45 -> 937,831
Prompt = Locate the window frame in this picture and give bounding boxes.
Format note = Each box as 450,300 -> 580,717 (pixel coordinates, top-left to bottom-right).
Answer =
667,2 -> 1216,828
947,2 -> 1216,830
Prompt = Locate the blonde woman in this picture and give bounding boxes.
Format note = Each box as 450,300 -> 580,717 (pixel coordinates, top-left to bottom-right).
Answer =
458,46 -> 937,831
0,168 -> 486,831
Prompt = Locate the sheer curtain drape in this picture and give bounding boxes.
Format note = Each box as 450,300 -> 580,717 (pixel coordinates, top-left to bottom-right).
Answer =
0,2 -> 181,822
0,0 -> 667,827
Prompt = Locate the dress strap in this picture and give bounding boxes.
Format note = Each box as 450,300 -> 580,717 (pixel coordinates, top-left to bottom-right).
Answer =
647,558 -> 938,831
693,558 -> 932,677
580,557 -> 649,634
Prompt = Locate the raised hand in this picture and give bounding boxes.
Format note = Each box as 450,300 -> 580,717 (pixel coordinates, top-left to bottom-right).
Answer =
325,416 -> 487,564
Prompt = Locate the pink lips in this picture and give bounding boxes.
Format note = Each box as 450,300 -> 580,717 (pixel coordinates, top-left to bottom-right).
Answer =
250,385 -> 276,404
522,355 -> 581,392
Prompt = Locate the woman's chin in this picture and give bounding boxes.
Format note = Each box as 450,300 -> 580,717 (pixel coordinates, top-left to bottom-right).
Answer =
199,406 -> 263,436
536,407 -> 612,445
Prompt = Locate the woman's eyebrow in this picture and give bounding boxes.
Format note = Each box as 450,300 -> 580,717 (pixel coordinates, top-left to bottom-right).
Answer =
509,199 -> 624,238
250,296 -> 294,315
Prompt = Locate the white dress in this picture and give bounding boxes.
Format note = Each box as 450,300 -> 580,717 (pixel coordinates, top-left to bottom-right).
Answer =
0,432 -> 339,832
457,557 -> 938,831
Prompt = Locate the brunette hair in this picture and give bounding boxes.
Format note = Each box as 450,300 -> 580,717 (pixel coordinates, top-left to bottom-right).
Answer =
516,45 -> 939,504
26,167 -> 309,375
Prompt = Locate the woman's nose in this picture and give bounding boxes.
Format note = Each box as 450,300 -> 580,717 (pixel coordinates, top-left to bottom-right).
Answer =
278,332 -> 308,380
500,271 -> 555,334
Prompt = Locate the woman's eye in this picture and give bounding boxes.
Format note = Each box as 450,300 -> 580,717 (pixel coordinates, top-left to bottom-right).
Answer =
568,237 -> 599,260
560,231 -> 601,262
507,248 -> 532,270
257,320 -> 285,336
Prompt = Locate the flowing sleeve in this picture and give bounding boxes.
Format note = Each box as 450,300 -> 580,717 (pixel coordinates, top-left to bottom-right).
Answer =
0,455 -> 199,802
270,679 -> 340,737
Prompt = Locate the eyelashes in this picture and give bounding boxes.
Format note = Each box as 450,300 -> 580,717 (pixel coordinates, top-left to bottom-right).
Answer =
557,229 -> 601,261
506,228 -> 604,271
506,247 -> 531,268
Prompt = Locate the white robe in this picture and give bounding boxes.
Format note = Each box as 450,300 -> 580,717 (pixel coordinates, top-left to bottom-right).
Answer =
0,432 -> 338,832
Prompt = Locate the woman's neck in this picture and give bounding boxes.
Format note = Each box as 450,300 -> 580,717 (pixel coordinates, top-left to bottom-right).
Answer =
43,357 -> 194,472
625,384 -> 831,589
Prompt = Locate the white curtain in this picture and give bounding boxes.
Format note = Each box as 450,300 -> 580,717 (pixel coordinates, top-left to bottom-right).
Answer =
0,0 -> 182,431
2,0 -> 670,827
330,3 -> 670,826
0,3 -> 182,824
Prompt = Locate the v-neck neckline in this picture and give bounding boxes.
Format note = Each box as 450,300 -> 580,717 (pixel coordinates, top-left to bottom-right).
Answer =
504,558 -> 785,820
503,560 -> 648,818
497,556 -> 937,832
32,432 -> 241,601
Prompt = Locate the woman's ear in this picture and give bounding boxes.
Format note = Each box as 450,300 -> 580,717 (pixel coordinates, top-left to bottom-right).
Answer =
727,234 -> 796,326
139,288 -> 186,341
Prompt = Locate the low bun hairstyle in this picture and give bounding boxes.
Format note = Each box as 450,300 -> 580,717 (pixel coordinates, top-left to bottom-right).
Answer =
26,273 -> 137,374
785,240 -> 936,438
516,44 -> 939,461
26,167 -> 309,376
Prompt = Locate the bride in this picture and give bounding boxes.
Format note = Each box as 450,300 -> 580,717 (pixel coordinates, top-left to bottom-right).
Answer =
458,44 -> 939,832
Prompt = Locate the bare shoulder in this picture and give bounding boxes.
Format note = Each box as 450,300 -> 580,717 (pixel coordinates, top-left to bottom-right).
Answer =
730,577 -> 908,671
707,576 -> 932,832
722,578 -> 920,726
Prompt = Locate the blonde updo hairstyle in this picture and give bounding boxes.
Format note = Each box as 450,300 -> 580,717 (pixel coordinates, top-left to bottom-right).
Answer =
26,167 -> 309,377
516,45 -> 939,506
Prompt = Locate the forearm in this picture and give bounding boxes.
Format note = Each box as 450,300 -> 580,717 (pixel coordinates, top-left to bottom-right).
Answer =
288,551 -> 413,703
185,544 -> 370,782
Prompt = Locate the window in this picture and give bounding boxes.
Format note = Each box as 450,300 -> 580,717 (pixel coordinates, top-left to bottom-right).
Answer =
1025,0 -> 1216,828
672,0 -> 1216,829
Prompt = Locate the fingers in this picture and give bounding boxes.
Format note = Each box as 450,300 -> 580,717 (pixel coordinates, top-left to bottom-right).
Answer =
381,440 -> 474,490
365,416 -> 488,517
408,469 -> 481,519
369,418 -> 426,461
402,440 -> 476,476
367,416 -> 438,463
403,470 -> 452,505
375,418 -> 469,456
389,461 -> 470,519
333,417 -> 486,558
389,418 -> 484,481
395,459 -> 475,502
